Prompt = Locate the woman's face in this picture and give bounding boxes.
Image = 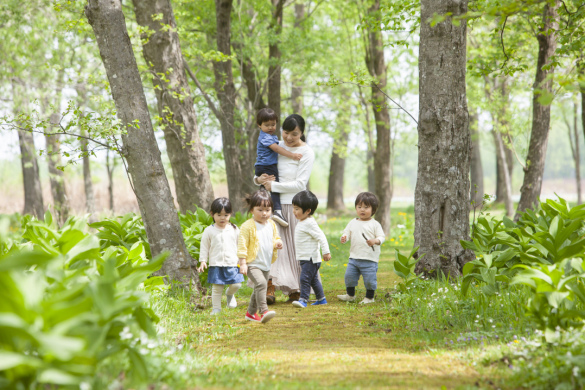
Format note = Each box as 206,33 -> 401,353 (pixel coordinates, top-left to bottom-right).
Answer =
282,127 -> 303,147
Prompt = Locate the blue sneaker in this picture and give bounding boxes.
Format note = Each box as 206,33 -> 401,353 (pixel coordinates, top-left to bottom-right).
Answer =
311,298 -> 328,306
292,300 -> 307,308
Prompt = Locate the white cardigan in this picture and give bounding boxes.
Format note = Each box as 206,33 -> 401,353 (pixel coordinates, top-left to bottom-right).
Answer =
199,224 -> 240,267
269,142 -> 315,205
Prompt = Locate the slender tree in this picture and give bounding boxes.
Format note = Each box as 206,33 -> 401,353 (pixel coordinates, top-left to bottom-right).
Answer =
364,0 -> 392,235
13,81 -> 44,219
515,0 -> 560,219
85,0 -> 200,284
212,0 -> 246,212
414,0 -> 473,277
132,0 -> 215,213
565,99 -> 582,204
268,0 -> 284,124
469,109 -> 484,206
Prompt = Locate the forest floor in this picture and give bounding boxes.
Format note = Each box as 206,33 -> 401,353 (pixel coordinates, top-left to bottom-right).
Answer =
152,210 -> 509,389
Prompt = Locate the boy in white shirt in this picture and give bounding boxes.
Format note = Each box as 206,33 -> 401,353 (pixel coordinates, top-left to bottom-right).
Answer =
337,192 -> 385,304
291,190 -> 331,308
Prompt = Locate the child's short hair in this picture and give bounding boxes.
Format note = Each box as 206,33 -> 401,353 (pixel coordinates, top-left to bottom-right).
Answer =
256,108 -> 279,125
210,197 -> 232,215
245,190 -> 273,213
355,192 -> 379,215
292,190 -> 318,215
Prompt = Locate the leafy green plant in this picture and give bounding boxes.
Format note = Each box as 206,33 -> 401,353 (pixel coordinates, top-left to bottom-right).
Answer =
0,212 -> 166,388
89,213 -> 151,258
391,246 -> 422,292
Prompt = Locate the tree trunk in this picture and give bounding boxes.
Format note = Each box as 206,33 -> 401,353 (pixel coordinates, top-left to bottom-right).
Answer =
106,148 -> 115,211
365,0 -> 392,235
85,0 -> 200,285
80,129 -> 96,216
291,3 -> 304,115
414,0 -> 472,277
268,0 -> 284,125
212,0 -> 246,212
469,109 -> 483,206
492,129 -> 514,216
327,113 -> 349,210
567,100 -> 582,204
46,112 -> 70,224
491,78 -> 514,204
13,82 -> 44,219
515,1 -> 560,219
132,0 -> 214,213
367,148 -> 376,194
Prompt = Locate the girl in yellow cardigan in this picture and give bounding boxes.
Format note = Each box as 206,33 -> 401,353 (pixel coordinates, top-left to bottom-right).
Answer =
238,190 -> 283,323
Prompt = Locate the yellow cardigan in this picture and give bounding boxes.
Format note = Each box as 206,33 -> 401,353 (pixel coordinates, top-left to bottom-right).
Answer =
237,219 -> 282,264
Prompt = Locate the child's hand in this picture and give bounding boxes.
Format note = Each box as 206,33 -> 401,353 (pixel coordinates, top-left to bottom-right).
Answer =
275,241 -> 283,250
340,235 -> 347,244
239,263 -> 248,275
292,153 -> 303,161
197,262 -> 207,273
323,253 -> 332,262
366,238 -> 377,247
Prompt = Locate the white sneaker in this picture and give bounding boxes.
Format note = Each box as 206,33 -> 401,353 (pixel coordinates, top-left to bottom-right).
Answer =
360,297 -> 375,304
227,294 -> 237,308
272,211 -> 289,227
337,294 -> 356,302
211,308 -> 222,315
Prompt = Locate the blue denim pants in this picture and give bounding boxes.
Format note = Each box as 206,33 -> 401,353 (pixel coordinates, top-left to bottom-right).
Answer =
344,258 -> 378,291
299,259 -> 325,302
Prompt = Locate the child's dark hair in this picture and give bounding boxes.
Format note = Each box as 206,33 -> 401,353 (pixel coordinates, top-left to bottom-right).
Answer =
355,192 -> 379,215
282,114 -> 306,142
256,108 -> 279,126
292,190 -> 318,215
245,190 -> 273,213
210,197 -> 237,228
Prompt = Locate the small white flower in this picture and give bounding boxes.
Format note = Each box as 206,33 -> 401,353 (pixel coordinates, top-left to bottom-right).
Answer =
397,224 -> 406,229
80,382 -> 91,390
574,366 -> 580,377
180,365 -> 187,373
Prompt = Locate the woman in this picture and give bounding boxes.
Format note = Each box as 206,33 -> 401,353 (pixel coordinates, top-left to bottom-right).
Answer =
257,114 -> 315,303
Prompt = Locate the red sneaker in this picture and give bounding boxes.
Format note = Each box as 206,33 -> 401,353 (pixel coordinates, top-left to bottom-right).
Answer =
245,312 -> 261,322
260,310 -> 276,323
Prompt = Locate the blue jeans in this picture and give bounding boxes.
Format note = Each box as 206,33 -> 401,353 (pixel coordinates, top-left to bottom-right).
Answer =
344,258 -> 378,291
255,164 -> 281,211
299,259 -> 325,302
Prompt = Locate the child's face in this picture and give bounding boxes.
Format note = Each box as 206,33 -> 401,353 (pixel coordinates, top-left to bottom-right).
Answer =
356,203 -> 373,220
292,205 -> 311,221
213,209 -> 231,228
259,120 -> 277,135
251,204 -> 272,224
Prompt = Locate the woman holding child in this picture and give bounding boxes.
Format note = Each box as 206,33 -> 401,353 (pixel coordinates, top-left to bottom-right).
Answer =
255,113 -> 315,303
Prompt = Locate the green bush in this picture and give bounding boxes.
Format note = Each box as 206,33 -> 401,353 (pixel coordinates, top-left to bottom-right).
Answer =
0,212 -> 166,388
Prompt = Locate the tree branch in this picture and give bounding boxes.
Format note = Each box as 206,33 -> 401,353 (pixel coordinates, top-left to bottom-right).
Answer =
183,57 -> 221,120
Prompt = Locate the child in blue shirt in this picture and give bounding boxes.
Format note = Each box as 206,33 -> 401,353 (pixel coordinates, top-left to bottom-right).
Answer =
255,108 -> 303,227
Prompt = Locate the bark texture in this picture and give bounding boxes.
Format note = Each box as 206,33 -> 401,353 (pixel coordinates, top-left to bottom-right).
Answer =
469,109 -> 483,206
515,1 -> 560,219
291,3 -> 304,115
268,0 -> 284,124
85,0 -> 199,285
365,0 -> 392,235
492,129 -> 514,216
567,101 -> 581,204
132,0 -> 214,213
414,0 -> 473,277
81,130 -> 96,216
327,116 -> 349,210
46,113 -> 70,223
13,82 -> 44,219
212,0 -> 245,211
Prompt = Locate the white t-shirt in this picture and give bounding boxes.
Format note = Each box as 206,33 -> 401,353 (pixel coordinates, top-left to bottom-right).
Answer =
269,142 -> 315,205
294,217 -> 330,263
249,221 -> 274,271
341,218 -> 386,262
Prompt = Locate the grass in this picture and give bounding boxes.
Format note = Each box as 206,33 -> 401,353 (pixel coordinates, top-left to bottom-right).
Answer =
107,206 -> 527,389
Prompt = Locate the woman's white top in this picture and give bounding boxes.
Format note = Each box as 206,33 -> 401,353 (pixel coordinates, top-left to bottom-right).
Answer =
294,217 -> 330,263
199,224 -> 240,267
270,142 -> 315,204
249,221 -> 274,272
341,219 -> 386,262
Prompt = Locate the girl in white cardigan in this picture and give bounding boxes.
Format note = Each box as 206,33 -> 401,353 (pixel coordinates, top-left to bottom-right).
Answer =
197,198 -> 244,315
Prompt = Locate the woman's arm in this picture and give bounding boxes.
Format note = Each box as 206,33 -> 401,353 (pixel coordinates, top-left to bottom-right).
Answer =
270,148 -> 315,194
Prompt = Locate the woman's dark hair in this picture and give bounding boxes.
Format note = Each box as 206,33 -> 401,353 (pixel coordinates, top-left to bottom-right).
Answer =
355,192 -> 379,215
256,108 -> 279,126
210,197 -> 237,228
245,190 -> 273,213
292,190 -> 318,215
282,114 -> 306,142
